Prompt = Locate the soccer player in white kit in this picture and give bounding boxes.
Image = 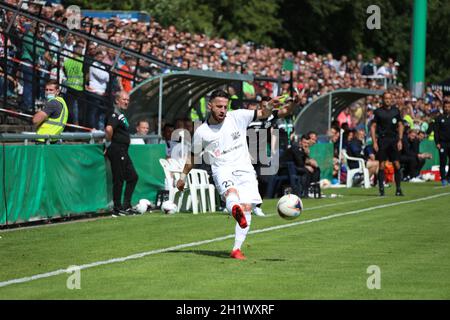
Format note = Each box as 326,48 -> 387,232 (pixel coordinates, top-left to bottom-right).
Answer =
176,89 -> 274,260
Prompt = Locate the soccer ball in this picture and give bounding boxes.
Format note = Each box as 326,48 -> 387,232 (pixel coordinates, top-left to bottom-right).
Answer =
135,199 -> 153,214
320,179 -> 331,189
161,200 -> 177,214
277,194 -> 303,220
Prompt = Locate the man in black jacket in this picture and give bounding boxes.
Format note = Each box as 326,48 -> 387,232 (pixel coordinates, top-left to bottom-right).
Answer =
434,97 -> 450,186
400,129 -> 432,182
282,135 -> 320,198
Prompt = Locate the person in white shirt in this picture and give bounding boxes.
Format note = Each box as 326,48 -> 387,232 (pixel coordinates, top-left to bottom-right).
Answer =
176,89 -> 273,260
130,119 -> 150,145
86,50 -> 110,130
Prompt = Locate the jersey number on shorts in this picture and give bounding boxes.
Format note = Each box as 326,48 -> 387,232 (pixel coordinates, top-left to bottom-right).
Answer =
222,180 -> 234,189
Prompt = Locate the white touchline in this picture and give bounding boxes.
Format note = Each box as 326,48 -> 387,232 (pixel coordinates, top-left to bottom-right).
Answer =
264,196 -> 386,217
0,192 -> 449,289
0,195 -> 411,231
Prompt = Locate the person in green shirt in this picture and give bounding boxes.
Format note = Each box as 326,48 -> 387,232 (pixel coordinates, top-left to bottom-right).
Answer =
21,24 -> 47,111
63,45 -> 85,126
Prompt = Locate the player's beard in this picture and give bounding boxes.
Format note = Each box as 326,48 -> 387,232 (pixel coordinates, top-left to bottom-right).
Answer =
212,111 -> 226,123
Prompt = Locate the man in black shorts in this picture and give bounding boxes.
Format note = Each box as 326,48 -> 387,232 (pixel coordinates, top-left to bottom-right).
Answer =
370,91 -> 405,196
105,91 -> 139,216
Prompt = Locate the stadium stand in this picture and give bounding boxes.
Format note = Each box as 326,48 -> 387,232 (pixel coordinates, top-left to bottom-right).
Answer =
0,0 -> 445,134
0,0 -> 446,206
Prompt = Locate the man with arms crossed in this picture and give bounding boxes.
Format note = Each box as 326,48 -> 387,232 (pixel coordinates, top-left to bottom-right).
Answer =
176,89 -> 273,260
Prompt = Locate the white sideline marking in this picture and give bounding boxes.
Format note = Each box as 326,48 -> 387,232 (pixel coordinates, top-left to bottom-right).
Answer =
0,192 -> 449,289
264,196 -> 385,217
1,197 -> 377,233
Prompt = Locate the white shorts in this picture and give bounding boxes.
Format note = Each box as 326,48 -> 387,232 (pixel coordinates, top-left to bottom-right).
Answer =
213,168 -> 262,205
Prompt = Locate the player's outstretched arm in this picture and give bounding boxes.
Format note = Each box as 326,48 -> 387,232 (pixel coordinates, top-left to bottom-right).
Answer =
277,96 -> 297,118
256,96 -> 281,119
176,153 -> 194,191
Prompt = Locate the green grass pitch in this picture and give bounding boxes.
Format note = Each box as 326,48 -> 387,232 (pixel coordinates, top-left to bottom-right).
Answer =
1,182 -> 449,299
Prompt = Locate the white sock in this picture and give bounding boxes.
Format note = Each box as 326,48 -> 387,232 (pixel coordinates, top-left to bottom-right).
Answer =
226,192 -> 240,213
233,212 -> 252,250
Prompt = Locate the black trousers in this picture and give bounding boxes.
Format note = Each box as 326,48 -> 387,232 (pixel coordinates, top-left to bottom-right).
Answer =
438,142 -> 450,181
297,167 -> 320,197
64,87 -> 86,127
106,143 -> 139,209
400,155 -> 425,178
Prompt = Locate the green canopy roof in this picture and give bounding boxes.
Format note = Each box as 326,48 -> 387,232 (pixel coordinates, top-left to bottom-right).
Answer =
127,70 -> 253,128
294,88 -> 384,136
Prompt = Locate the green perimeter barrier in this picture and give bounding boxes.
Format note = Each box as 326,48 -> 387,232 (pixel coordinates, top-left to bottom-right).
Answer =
419,140 -> 439,170
310,143 -> 334,181
308,140 -> 440,181
0,144 -> 165,225
0,141 -> 439,225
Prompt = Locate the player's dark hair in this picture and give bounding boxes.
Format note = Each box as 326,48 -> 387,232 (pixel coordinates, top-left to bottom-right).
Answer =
46,79 -> 59,89
209,89 -> 230,102
163,123 -> 175,130
300,135 -> 309,141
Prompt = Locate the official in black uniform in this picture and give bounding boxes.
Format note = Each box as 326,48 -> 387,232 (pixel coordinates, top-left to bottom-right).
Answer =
370,91 -> 405,196
105,91 -> 139,215
434,97 -> 450,186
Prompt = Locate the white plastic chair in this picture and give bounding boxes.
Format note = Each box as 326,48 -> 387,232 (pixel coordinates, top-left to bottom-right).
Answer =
197,170 -> 216,213
342,150 -> 371,188
159,158 -> 186,210
168,158 -> 184,171
187,169 -> 216,214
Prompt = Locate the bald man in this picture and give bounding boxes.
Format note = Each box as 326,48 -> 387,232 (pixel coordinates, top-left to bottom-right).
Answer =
105,91 -> 139,216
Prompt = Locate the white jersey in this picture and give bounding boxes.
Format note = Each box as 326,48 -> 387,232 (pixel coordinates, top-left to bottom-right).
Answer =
193,109 -> 257,175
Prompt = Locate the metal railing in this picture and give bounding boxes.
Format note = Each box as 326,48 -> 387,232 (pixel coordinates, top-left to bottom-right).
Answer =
0,1 -> 182,130
0,132 -> 161,145
361,75 -> 397,89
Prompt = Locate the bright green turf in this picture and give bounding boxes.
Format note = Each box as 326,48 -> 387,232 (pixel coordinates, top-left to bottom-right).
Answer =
1,182 -> 449,299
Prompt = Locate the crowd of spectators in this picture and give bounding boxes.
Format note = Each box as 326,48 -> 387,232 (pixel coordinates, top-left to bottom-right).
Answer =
1,0 -> 413,118
1,0 -> 448,198
324,85 -> 446,185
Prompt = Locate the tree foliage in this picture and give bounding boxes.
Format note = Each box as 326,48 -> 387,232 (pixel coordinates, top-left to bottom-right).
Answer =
64,0 -> 449,84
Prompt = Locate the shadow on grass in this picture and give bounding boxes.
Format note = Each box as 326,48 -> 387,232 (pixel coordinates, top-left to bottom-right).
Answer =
167,250 -> 287,262
167,250 -> 230,259
260,258 -> 286,262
